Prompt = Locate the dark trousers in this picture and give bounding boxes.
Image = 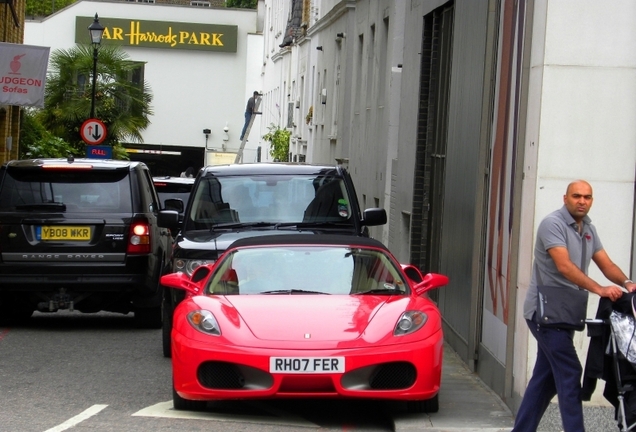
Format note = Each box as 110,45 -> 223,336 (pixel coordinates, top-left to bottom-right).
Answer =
512,319 -> 585,432
240,112 -> 252,140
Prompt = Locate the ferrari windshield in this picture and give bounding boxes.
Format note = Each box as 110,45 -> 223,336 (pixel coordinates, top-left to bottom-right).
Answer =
205,245 -> 408,296
185,172 -> 355,230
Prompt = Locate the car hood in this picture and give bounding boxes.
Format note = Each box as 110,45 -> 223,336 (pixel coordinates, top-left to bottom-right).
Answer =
226,295 -> 397,342
180,294 -> 439,349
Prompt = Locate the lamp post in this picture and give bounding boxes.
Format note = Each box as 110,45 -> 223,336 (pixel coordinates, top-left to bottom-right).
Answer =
88,13 -> 105,119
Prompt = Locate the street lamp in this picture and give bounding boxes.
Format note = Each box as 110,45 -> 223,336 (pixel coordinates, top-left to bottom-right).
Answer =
88,13 -> 105,119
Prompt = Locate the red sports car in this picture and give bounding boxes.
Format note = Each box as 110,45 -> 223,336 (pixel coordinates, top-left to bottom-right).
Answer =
161,234 -> 449,413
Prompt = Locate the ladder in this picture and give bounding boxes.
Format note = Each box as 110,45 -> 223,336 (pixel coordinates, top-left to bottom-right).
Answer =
234,96 -> 262,164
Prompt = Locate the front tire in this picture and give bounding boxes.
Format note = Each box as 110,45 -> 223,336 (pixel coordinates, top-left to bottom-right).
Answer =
173,386 -> 206,411
407,394 -> 439,413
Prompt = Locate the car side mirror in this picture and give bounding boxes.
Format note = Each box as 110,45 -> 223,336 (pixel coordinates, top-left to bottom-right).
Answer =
361,208 -> 387,226
160,272 -> 203,296
413,272 -> 449,296
157,209 -> 179,230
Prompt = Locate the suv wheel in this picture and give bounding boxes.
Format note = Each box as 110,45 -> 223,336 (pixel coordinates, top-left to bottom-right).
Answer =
134,306 -> 162,329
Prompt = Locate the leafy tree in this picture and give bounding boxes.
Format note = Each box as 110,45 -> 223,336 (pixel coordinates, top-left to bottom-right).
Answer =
19,108 -> 75,158
40,44 -> 153,158
26,0 -> 77,19
226,0 -> 257,8
262,124 -> 291,162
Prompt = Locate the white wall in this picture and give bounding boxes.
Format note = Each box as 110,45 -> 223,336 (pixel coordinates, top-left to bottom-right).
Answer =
24,0 -> 259,154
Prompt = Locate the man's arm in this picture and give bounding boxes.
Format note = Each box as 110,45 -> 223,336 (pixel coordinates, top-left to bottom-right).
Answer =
592,248 -> 636,292
547,246 -> 623,301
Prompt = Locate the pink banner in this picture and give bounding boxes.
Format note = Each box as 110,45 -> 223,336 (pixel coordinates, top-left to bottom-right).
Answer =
0,42 -> 50,107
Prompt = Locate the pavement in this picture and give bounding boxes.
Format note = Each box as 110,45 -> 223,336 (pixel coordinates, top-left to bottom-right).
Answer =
393,344 -> 619,432
393,344 -> 514,432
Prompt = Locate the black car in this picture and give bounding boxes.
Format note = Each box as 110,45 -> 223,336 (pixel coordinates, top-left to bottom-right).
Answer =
153,176 -> 195,235
0,158 -> 179,327
158,162 -> 387,356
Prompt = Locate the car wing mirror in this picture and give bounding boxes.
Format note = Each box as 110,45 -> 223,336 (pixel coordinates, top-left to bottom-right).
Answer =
164,198 -> 184,213
157,210 -> 179,230
160,272 -> 203,296
361,208 -> 387,226
413,272 -> 449,296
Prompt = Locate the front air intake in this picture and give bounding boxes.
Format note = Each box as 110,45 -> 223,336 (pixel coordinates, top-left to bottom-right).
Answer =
369,362 -> 416,390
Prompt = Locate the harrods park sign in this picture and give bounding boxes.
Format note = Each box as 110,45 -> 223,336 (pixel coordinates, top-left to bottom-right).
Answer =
75,17 -> 238,52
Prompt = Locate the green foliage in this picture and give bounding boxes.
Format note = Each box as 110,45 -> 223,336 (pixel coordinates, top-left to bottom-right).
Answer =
39,44 -> 152,159
26,0 -> 77,18
226,0 -> 257,8
19,109 -> 76,158
262,124 -> 291,162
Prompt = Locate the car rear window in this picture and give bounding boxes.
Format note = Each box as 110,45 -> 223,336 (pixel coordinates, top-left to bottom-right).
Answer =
186,173 -> 355,229
155,182 -> 193,211
0,168 -> 132,213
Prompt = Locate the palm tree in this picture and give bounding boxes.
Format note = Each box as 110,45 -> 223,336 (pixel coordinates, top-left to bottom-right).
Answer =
40,44 -> 153,157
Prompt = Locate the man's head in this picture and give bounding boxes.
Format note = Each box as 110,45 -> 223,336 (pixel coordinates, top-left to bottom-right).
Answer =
563,180 -> 593,222
253,91 -> 260,97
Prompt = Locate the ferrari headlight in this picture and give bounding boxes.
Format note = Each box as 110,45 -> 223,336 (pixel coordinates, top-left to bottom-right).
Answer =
187,310 -> 221,336
174,259 -> 215,276
394,311 -> 428,336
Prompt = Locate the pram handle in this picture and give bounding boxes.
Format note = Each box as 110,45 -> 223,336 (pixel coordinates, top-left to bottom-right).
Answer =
585,318 -> 609,325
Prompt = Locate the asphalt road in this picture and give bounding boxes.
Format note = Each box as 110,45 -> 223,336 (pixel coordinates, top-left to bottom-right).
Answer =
0,311 -> 400,432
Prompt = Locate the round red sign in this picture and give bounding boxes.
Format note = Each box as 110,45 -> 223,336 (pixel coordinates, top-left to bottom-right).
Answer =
80,119 -> 108,145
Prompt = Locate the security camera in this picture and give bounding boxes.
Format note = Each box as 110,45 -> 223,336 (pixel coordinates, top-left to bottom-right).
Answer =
223,126 -> 229,133
203,128 -> 211,135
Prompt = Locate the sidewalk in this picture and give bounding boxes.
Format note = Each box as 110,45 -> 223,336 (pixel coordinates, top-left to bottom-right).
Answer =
394,344 -> 514,431
393,344 -> 617,432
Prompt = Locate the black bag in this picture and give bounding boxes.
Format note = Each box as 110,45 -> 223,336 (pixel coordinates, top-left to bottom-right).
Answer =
535,230 -> 590,331
536,284 -> 589,331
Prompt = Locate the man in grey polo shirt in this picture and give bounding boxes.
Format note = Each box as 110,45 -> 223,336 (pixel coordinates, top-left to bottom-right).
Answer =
512,180 -> 636,432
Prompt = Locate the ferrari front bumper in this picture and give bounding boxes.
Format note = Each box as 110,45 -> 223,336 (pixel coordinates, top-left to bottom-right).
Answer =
172,330 -> 443,402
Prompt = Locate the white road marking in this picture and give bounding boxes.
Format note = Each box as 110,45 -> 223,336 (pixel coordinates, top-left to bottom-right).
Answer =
132,401 -> 318,428
44,404 -> 108,432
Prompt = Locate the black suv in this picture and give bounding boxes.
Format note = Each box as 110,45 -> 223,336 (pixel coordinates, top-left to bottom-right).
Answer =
158,162 -> 387,356
0,158 -> 178,327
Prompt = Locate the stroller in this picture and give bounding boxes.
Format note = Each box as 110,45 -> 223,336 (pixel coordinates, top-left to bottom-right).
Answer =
583,293 -> 636,431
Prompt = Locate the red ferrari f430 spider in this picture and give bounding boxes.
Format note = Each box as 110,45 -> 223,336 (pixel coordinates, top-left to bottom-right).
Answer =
161,234 -> 449,413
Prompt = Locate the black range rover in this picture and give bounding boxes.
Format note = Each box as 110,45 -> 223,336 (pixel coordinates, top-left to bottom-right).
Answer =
0,158 -> 178,327
158,162 -> 387,356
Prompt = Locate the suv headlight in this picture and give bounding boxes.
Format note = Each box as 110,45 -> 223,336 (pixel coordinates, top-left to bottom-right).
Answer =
174,259 -> 215,276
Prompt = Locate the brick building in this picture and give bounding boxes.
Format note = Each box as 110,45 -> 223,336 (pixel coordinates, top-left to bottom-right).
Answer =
0,0 -> 25,164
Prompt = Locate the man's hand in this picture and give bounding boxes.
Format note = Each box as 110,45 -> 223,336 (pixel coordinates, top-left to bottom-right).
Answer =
626,281 -> 636,293
600,285 -> 624,302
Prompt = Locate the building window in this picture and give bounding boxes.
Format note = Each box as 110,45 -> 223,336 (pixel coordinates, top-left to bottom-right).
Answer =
190,1 -> 211,6
126,0 -> 156,3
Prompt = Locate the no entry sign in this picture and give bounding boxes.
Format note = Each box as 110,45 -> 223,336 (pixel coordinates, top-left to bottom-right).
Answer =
80,119 -> 107,145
